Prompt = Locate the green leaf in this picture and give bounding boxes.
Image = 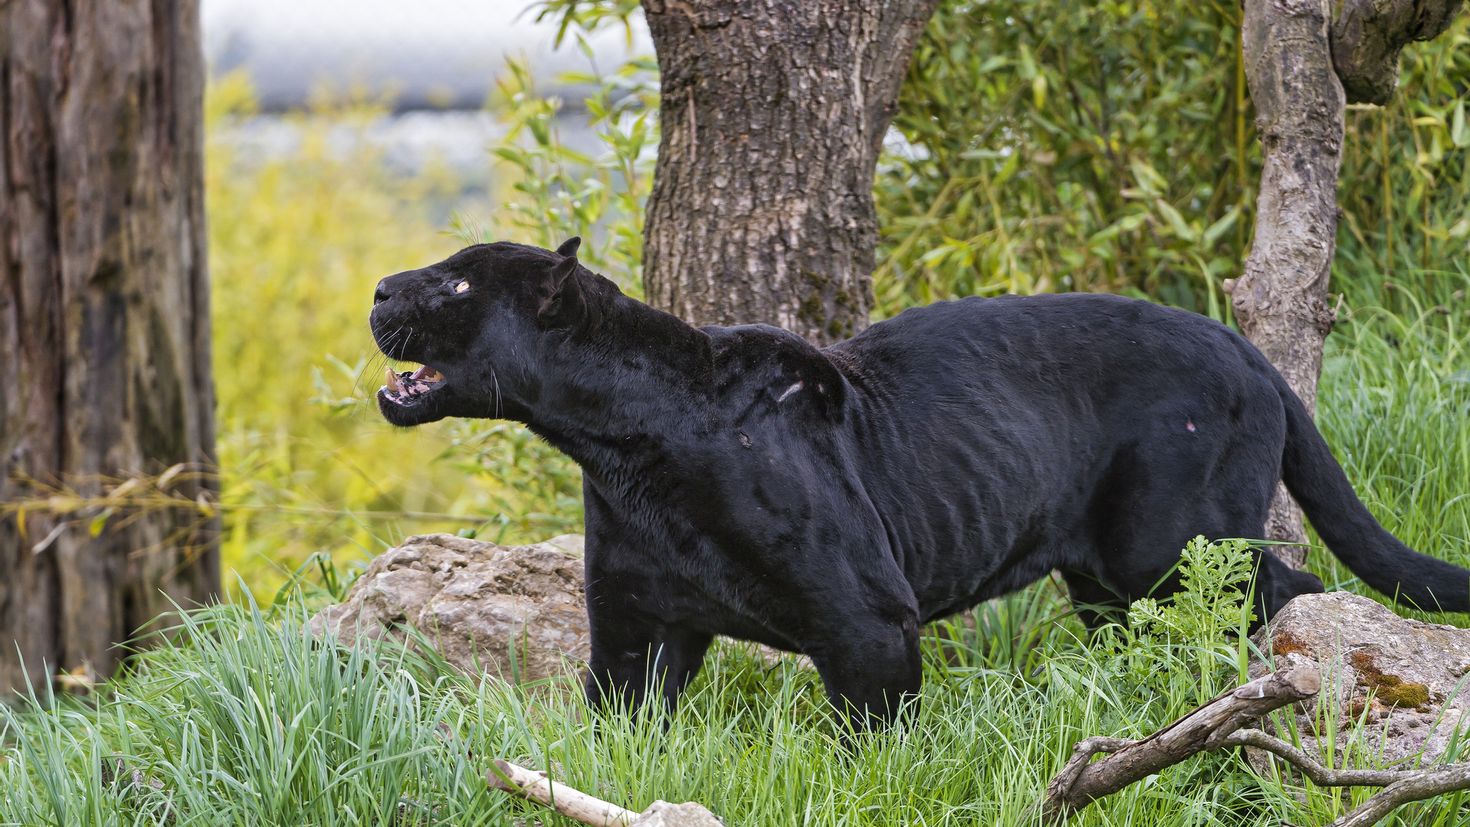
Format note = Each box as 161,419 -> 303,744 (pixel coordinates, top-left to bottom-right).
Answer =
1153,199 -> 1197,243
88,508 -> 114,538
1201,205 -> 1240,248
1128,158 -> 1168,196
1452,100 -> 1468,149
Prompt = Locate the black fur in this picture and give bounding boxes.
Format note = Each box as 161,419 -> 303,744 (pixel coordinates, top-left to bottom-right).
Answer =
370,240 -> 1470,729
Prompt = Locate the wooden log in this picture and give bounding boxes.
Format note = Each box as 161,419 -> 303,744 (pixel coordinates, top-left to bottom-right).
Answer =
487,759 -> 723,826
488,759 -> 638,827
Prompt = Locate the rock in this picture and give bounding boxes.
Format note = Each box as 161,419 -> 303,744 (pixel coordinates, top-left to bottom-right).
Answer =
633,801 -> 725,826
1251,591 -> 1470,768
309,533 -> 589,680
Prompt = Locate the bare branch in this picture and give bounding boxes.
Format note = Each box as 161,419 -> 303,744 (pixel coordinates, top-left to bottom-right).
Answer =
1041,654 -> 1470,825
1039,653 -> 1321,821
1331,765 -> 1470,827
487,759 -> 724,826
1222,729 -> 1470,827
1330,0 -> 1467,104
488,759 -> 638,827
1219,728 -> 1417,787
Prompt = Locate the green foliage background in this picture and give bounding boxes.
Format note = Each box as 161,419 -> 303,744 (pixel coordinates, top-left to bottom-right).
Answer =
881,0 -> 1470,315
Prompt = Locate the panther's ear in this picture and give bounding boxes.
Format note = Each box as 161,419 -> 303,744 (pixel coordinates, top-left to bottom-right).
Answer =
537,255 -> 600,329
555,236 -> 582,258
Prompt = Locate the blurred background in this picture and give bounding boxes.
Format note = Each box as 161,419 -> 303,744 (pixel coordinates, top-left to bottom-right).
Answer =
201,0 -> 653,595
203,0 -> 1470,601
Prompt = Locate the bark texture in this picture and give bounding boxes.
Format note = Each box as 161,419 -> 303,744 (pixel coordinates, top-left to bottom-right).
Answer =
1232,0 -> 1347,567
0,0 -> 217,696
641,0 -> 939,344
1331,0 -> 1467,104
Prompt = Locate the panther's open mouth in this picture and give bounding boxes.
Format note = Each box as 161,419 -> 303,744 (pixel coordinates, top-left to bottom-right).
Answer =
380,364 -> 447,407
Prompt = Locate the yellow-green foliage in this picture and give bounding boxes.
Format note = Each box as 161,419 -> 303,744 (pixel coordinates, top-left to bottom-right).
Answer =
206,75 -> 581,598
882,1 -> 1470,317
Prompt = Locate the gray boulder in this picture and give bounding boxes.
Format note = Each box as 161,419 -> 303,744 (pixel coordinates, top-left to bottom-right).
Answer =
309,533 -> 589,681
1252,591 -> 1470,768
633,801 -> 725,826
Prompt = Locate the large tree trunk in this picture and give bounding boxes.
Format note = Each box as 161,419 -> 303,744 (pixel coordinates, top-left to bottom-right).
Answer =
1232,0 -> 1463,567
0,0 -> 217,696
641,0 -> 939,344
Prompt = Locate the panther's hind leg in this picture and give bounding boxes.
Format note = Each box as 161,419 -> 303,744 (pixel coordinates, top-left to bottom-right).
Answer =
1059,569 -> 1127,632
1083,397 -> 1286,619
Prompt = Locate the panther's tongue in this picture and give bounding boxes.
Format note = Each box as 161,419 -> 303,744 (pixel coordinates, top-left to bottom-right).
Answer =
383,365 -> 444,400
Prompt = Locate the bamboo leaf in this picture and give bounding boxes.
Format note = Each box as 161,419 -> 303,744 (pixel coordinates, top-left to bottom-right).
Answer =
1201,206 -> 1241,248
1154,199 -> 1198,243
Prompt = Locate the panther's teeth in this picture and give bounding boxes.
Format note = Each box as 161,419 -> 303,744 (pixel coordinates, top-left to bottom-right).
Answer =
413,367 -> 444,383
385,368 -> 403,394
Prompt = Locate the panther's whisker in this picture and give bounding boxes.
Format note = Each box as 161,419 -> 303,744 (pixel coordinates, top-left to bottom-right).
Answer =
355,325 -> 404,396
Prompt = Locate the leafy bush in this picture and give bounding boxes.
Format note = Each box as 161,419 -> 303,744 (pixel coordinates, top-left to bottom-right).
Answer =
880,1 -> 1470,316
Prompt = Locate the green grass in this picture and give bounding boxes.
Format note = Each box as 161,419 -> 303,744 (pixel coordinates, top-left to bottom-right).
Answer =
1,547 -> 1464,825
0,563 -> 1288,826
1313,268 -> 1470,625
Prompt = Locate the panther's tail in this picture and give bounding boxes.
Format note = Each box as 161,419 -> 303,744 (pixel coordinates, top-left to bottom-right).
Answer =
1276,373 -> 1470,612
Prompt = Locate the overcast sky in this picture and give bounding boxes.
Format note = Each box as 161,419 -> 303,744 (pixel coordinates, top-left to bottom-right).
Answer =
202,0 -> 652,111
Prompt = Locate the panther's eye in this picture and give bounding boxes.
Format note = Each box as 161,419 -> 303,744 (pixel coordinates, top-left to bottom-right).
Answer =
453,280 -> 470,294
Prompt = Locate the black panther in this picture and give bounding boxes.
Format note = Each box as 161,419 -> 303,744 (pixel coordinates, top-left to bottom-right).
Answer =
369,238 -> 1470,729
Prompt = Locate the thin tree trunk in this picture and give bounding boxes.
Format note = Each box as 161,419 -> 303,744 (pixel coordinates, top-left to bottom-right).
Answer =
1232,0 -> 1463,567
641,0 -> 939,344
1232,0 -> 1346,567
0,0 -> 217,696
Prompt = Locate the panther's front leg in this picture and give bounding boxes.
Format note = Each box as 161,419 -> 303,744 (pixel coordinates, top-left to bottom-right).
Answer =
583,574 -> 713,718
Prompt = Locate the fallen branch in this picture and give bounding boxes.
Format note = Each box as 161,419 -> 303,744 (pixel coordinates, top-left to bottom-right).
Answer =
1222,729 -> 1470,827
488,759 -> 637,826
487,759 -> 722,826
1040,652 -> 1470,825
1039,653 -> 1321,821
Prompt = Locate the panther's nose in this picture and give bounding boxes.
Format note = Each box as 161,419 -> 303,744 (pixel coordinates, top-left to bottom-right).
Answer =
374,279 -> 392,305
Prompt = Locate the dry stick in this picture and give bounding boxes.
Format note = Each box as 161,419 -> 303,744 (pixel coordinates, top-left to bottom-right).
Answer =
1039,653 -> 1322,822
488,759 -> 637,827
1221,729 -> 1470,827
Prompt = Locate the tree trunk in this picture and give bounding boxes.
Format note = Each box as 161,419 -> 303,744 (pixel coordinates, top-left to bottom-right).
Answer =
0,0 -> 217,696
641,0 -> 939,344
1232,0 -> 1346,567
1232,0 -> 1463,567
